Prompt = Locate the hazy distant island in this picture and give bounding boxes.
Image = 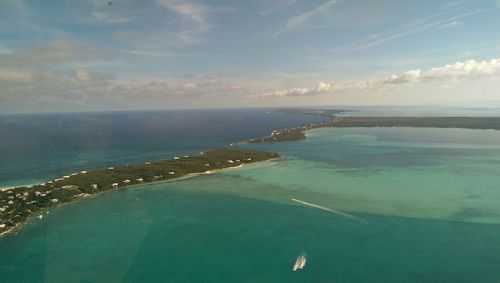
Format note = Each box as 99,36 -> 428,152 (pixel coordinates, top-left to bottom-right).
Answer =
0,148 -> 279,236
244,108 -> 500,143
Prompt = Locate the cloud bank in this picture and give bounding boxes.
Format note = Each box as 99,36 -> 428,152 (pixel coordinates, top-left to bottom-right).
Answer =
258,58 -> 500,97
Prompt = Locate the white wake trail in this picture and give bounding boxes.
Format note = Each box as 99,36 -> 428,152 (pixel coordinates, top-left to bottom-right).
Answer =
292,198 -> 367,223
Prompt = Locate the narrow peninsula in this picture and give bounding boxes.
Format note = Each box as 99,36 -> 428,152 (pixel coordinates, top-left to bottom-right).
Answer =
0,148 -> 279,236
244,109 -> 500,144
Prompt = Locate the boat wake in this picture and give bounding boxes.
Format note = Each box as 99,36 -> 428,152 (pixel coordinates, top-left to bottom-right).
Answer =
292,198 -> 367,223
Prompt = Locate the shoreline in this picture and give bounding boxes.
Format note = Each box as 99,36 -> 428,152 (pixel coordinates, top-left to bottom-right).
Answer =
0,148 -> 279,237
244,110 -> 500,144
0,157 -> 282,238
0,157 -> 280,238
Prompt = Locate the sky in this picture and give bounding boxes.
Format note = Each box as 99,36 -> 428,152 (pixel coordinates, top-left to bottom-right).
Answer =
1,0 -> 500,113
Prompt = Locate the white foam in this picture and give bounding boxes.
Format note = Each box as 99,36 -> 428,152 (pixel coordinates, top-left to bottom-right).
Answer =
292,198 -> 367,223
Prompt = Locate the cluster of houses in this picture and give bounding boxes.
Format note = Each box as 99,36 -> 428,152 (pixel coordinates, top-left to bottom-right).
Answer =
0,186 -> 60,230
1,150 -> 267,233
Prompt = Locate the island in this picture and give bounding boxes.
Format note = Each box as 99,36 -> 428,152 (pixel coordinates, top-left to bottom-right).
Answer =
0,148 -> 279,236
244,109 -> 500,143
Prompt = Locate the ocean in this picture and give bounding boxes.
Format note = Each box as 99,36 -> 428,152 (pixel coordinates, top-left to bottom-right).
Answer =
1,109 -> 500,282
0,109 -> 325,188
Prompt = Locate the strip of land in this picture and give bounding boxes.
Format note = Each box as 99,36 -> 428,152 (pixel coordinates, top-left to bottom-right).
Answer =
244,109 -> 500,143
0,148 -> 279,236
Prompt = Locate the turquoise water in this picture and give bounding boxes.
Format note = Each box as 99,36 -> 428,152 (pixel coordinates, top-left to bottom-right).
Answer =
2,127 -> 500,282
0,109 -> 326,188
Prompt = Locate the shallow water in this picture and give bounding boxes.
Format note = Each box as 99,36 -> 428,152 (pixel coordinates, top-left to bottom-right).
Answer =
2,127 -> 500,282
0,109 -> 325,188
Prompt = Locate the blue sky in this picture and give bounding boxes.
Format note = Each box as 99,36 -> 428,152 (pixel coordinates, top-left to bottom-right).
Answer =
1,0 -> 500,112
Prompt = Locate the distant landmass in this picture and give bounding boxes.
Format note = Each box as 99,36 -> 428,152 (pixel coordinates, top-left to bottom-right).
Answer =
245,108 -> 500,143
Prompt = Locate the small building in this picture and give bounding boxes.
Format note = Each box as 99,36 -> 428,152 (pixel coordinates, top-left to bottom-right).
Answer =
0,224 -> 6,228
80,171 -> 87,174
91,184 -> 98,190
123,180 -> 131,184
50,198 -> 59,203
174,157 -> 180,160
136,178 -> 144,182
63,175 -> 70,179
108,167 -> 115,170
227,160 -> 234,164
168,171 -> 175,175
145,162 -> 151,165
61,185 -> 79,190
112,183 -> 119,188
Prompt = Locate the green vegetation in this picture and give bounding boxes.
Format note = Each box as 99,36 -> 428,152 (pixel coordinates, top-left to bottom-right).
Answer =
246,108 -> 500,144
0,148 -> 279,235
246,128 -> 308,143
326,116 -> 500,129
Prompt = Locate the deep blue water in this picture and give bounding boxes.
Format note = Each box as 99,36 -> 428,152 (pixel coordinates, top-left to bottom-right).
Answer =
0,109 -> 326,187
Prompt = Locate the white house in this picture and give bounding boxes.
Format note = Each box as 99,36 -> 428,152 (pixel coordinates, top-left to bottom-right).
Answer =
91,184 -> 98,189
168,171 -> 175,175
112,183 -> 119,188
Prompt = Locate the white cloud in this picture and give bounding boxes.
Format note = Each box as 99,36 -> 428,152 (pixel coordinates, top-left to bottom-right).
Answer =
156,0 -> 224,45
156,0 -> 209,26
259,82 -> 331,97
329,9 -> 485,54
0,68 -> 34,84
2,39 -> 98,67
257,58 -> 500,97
90,12 -> 134,24
275,0 -> 337,36
439,20 -> 462,29
424,58 -> 500,81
